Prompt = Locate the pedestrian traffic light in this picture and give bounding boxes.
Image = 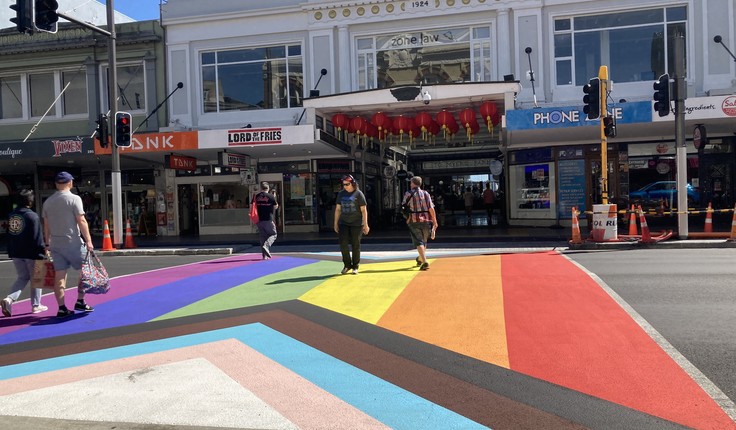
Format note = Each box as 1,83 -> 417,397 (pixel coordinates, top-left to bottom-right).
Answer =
603,116 -> 617,138
653,74 -> 671,117
95,114 -> 109,148
33,0 -> 59,33
115,112 -> 132,147
9,0 -> 33,34
582,78 -> 601,120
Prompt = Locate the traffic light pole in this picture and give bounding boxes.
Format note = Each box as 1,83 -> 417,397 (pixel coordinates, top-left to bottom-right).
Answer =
674,35 -> 688,238
105,1 -> 123,247
598,66 -> 609,205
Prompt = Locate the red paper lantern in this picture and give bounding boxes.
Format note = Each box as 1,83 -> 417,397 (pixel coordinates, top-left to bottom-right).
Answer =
479,101 -> 499,133
459,108 -> 479,140
415,112 -> 433,141
349,116 -> 366,134
332,113 -> 348,131
394,115 -> 415,142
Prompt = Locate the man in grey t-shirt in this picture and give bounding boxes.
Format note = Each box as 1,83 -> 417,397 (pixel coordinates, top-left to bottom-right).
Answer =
42,171 -> 95,318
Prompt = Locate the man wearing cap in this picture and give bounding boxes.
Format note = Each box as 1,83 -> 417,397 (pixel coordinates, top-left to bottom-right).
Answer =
42,171 -> 95,318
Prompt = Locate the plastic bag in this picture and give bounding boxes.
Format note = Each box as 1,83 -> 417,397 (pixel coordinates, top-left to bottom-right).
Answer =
249,197 -> 259,224
78,250 -> 110,294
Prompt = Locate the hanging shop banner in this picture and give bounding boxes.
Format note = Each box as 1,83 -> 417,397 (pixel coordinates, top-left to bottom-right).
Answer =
166,154 -> 197,171
95,131 -> 199,154
1,137 -> 95,161
198,125 -> 314,149
651,95 -> 736,122
218,152 -> 249,168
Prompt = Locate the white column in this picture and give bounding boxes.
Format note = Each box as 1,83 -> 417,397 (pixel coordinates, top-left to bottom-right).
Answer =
496,8 -> 512,78
338,25 -> 351,93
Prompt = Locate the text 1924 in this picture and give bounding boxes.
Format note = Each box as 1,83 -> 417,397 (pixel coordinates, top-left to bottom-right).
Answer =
411,1 -> 430,7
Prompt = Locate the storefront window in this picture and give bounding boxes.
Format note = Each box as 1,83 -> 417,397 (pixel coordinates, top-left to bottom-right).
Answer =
200,183 -> 249,227
282,173 -> 315,225
510,162 -> 556,219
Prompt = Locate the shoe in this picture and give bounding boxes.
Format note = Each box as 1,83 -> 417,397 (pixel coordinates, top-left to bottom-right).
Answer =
56,308 -> 74,318
415,257 -> 422,266
352,268 -> 359,275
262,246 -> 272,259
32,305 -> 48,314
340,267 -> 350,275
74,302 -> 94,312
1,298 -> 12,317
420,262 -> 430,271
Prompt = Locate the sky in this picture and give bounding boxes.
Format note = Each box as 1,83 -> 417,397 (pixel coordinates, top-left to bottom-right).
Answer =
97,0 -> 162,21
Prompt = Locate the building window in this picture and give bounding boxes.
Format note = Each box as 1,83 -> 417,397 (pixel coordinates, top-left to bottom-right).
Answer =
0,75 -> 22,119
29,72 -> 56,117
101,62 -> 147,114
200,44 -> 304,113
356,26 -> 492,90
554,6 -> 687,86
62,70 -> 88,116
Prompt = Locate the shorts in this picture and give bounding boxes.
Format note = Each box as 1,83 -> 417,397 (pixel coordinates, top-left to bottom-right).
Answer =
408,222 -> 432,248
50,243 -> 86,271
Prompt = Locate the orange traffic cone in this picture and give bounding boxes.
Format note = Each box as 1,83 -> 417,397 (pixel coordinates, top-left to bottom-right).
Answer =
704,202 -> 713,233
628,204 -> 638,236
729,205 -> 736,241
638,205 -> 652,243
570,207 -> 583,244
101,220 -> 115,251
124,219 -> 137,249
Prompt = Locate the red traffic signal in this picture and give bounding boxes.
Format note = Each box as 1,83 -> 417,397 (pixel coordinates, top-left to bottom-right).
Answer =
115,112 -> 132,147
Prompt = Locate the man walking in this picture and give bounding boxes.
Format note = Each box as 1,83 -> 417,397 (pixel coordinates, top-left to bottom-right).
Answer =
254,182 -> 278,259
42,172 -> 95,318
404,176 -> 437,270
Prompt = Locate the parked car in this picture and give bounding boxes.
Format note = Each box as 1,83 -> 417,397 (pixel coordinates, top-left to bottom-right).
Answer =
628,181 -> 701,206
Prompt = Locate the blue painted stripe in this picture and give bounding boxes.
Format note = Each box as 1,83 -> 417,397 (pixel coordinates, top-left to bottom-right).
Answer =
0,324 -> 489,430
0,257 -> 316,345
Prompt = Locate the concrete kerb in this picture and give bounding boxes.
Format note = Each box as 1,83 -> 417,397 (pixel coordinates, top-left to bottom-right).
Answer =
568,239 -> 736,250
98,247 -> 236,256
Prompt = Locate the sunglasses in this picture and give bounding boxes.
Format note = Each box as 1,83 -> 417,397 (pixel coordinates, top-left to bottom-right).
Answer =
342,183 -> 352,186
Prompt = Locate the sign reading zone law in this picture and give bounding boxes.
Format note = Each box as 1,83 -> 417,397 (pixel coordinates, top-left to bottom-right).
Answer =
198,125 -> 314,149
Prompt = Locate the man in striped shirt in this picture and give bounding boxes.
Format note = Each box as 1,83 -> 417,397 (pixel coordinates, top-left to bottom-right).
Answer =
404,176 -> 437,270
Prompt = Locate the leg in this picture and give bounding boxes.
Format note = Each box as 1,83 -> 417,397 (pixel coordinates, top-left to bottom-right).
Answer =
349,225 -> 363,271
338,226 -> 352,269
262,221 -> 277,258
7,259 -> 32,301
53,268 -> 68,307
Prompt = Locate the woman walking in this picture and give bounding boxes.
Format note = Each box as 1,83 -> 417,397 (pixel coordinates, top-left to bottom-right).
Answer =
334,175 -> 369,274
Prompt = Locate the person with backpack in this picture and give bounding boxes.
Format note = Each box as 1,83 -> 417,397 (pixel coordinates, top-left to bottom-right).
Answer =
403,176 -> 437,271
253,182 -> 279,259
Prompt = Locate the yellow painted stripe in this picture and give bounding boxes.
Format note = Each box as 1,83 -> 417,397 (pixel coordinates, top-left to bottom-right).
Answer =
299,260 -> 420,324
377,255 -> 509,368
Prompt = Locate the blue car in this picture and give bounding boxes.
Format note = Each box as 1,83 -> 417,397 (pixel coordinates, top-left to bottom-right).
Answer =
628,181 -> 701,206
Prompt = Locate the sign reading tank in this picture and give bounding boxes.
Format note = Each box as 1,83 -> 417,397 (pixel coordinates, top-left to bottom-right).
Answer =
228,129 -> 282,145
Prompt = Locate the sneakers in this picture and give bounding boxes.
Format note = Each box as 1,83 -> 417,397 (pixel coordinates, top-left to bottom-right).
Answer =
32,304 -> 49,314
74,301 -> 94,312
420,262 -> 430,271
56,308 -> 74,318
340,267 -> 350,275
352,268 -> 359,275
1,298 -> 12,317
415,257 -> 422,267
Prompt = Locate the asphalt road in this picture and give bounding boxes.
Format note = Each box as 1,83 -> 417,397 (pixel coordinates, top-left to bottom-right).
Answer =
566,248 -> 736,403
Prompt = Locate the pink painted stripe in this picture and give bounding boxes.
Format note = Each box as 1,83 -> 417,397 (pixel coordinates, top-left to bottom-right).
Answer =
0,339 -> 390,430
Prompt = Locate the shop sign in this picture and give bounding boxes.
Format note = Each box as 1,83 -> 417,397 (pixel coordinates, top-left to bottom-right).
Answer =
167,154 -> 197,171
227,128 -> 282,145
219,152 -> 249,168
505,103 -> 643,131
1,138 -> 94,160
94,131 -> 199,154
198,125 -> 314,149
651,95 -> 736,122
422,158 -> 492,171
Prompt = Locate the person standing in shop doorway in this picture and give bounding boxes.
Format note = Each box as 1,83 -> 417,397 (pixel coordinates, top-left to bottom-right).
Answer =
404,176 -> 437,270
254,182 -> 279,259
334,174 -> 369,275
463,186 -> 475,226
1,190 -> 47,317
42,171 -> 95,318
483,182 -> 496,227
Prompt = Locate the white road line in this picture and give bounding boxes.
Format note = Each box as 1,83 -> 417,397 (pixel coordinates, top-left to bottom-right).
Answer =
563,254 -> 736,423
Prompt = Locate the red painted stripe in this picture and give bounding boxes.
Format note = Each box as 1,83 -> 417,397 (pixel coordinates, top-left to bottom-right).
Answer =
502,252 -> 734,429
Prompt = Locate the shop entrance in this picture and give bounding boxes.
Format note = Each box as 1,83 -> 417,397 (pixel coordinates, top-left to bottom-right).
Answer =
178,184 -> 199,236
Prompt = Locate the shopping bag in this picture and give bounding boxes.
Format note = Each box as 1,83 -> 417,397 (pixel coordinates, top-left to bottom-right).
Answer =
78,250 -> 110,294
249,197 -> 259,224
31,254 -> 56,290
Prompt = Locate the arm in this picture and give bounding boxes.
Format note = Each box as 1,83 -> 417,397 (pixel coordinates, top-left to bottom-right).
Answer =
333,205 -> 341,233
43,215 -> 50,249
429,207 -> 437,239
77,214 -> 94,250
360,205 -> 370,235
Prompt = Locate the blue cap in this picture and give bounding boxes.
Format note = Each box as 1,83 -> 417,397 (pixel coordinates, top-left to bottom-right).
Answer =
55,171 -> 74,183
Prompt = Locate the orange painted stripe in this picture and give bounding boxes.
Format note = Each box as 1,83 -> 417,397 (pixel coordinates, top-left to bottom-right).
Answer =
378,255 -> 509,368
501,252 -> 734,429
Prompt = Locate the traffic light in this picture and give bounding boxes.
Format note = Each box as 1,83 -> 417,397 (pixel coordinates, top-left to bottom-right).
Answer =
653,73 -> 671,117
115,112 -> 132,147
9,0 -> 33,34
33,0 -> 59,33
582,78 -> 601,120
603,116 -> 617,138
95,114 -> 109,148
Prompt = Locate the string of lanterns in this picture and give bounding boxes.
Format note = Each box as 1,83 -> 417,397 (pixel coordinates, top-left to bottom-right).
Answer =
330,101 -> 501,147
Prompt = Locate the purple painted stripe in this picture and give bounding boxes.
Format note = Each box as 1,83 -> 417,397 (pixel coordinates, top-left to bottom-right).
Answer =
0,257 -> 316,345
